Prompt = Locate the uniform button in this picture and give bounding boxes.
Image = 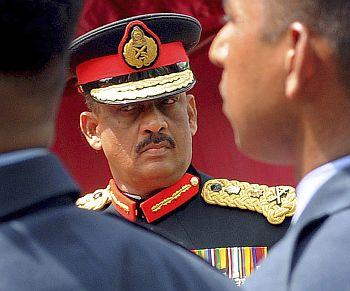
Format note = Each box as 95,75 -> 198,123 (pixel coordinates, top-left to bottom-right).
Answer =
190,177 -> 199,186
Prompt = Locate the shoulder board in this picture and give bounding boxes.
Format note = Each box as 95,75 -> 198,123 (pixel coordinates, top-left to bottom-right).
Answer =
201,179 -> 296,225
76,186 -> 112,211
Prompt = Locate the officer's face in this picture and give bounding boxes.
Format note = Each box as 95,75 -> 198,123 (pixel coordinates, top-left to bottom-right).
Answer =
209,0 -> 293,163
80,93 -> 197,196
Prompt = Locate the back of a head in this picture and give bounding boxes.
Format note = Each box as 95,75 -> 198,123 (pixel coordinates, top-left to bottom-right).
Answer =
0,0 -> 82,151
265,0 -> 350,87
0,0 -> 82,73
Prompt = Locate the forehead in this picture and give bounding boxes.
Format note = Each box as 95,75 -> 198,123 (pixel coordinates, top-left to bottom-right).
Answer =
224,0 -> 265,20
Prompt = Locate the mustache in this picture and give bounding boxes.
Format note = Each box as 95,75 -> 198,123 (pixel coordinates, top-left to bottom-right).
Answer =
136,133 -> 176,154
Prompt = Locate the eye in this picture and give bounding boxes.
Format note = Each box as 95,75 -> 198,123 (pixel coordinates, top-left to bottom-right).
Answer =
120,104 -> 138,112
161,96 -> 179,105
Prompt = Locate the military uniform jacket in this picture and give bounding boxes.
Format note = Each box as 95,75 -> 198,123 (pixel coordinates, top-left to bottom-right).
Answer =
78,165 -> 296,284
245,166 -> 350,291
0,152 -> 236,291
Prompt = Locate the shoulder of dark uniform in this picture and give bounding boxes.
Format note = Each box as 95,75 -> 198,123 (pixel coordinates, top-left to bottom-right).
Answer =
201,178 -> 297,225
76,185 -> 112,211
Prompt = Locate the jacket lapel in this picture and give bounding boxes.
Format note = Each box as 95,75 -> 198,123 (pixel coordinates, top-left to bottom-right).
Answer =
296,167 -> 350,228
246,166 -> 350,290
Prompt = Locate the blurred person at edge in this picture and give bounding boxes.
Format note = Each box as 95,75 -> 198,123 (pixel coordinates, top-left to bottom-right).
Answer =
0,1 -> 236,290
210,0 -> 350,290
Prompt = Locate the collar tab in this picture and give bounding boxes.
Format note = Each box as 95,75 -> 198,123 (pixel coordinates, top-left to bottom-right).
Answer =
108,180 -> 138,222
140,173 -> 199,223
108,173 -> 199,223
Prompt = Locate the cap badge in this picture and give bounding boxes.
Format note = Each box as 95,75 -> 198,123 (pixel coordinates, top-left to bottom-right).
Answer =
122,25 -> 158,69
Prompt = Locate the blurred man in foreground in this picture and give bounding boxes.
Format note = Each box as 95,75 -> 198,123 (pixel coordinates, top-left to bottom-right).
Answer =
0,1 -> 237,290
210,0 -> 350,290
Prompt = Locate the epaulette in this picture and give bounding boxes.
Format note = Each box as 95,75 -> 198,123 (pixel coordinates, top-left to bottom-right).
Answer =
76,186 -> 112,211
201,179 -> 296,225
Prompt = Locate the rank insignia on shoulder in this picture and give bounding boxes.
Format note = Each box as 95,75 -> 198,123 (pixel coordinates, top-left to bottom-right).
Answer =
76,186 -> 112,211
201,179 -> 297,225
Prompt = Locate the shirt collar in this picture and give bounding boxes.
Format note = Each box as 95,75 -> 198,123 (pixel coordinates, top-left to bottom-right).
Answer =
293,155 -> 350,223
0,151 -> 80,218
0,148 -> 49,167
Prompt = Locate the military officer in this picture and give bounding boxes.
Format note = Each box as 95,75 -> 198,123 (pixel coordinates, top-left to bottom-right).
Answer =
70,13 -> 296,285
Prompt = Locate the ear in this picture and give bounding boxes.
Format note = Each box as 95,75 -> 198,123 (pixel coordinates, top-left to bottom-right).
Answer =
285,22 -> 316,99
186,94 -> 198,136
80,111 -> 102,150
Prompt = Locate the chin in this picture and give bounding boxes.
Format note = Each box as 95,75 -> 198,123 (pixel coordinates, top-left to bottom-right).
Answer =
238,139 -> 292,166
137,169 -> 182,192
140,161 -> 182,180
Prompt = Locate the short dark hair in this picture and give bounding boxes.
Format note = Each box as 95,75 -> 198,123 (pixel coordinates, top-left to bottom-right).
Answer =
0,0 -> 82,73
263,0 -> 350,84
83,93 -> 99,113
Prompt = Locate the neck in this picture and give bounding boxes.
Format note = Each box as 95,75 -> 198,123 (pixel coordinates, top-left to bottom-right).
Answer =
117,183 -> 167,199
0,123 -> 53,153
294,92 -> 350,182
295,137 -> 350,183
114,171 -> 186,199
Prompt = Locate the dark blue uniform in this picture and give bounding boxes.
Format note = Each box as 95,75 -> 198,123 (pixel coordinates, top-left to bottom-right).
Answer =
0,150 -> 235,290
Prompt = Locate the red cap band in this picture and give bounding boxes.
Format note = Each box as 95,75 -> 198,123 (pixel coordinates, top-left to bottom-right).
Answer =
76,41 -> 188,85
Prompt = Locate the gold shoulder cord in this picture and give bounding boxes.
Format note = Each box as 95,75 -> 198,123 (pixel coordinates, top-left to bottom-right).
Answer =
201,179 -> 296,225
76,186 -> 112,211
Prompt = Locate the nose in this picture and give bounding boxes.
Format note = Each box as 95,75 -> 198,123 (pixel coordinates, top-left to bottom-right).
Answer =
209,24 -> 230,68
139,103 -> 168,134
